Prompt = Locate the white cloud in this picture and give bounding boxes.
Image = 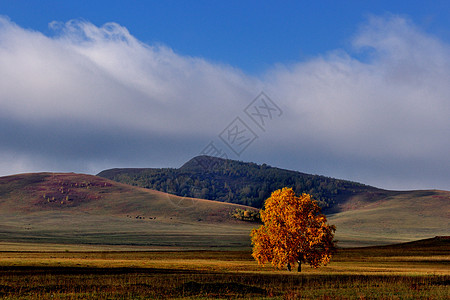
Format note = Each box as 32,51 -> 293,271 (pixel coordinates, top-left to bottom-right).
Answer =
267,15 -> 450,162
0,17 -> 257,133
0,15 -> 449,190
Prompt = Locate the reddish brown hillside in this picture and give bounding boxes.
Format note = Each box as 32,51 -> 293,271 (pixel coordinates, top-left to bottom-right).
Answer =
30,174 -> 114,208
0,172 -> 261,249
0,173 -> 125,211
0,172 -> 259,220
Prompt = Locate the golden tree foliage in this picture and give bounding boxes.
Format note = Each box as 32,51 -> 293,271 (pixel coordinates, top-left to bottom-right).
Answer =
251,187 -> 336,271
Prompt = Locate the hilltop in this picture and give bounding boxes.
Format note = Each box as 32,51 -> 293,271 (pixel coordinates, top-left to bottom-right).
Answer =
98,155 -> 381,212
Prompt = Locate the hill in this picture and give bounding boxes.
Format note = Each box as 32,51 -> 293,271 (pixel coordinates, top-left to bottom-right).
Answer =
0,172 -> 258,250
97,156 -> 450,246
328,190 -> 450,246
98,155 -> 381,212
1,171 -> 448,249
372,235 -> 450,251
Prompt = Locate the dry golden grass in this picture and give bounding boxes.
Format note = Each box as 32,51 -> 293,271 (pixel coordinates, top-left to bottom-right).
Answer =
0,245 -> 448,299
1,246 -> 448,275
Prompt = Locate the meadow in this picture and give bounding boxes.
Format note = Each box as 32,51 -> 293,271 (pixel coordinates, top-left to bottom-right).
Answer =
0,238 -> 448,299
0,174 -> 448,298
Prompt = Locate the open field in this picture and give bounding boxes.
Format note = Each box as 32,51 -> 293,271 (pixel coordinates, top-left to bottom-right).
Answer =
1,173 -> 449,298
0,238 -> 448,299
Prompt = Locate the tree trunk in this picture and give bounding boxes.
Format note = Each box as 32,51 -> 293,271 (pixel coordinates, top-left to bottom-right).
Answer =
297,253 -> 303,272
287,263 -> 291,271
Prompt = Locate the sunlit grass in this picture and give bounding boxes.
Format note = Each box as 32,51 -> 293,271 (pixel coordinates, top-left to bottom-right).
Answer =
0,244 -> 449,299
1,248 -> 448,275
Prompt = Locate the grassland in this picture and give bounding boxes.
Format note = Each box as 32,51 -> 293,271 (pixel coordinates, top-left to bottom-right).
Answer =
0,173 -> 259,250
0,238 -> 449,299
1,172 -> 449,250
328,190 -> 450,247
1,173 -> 449,298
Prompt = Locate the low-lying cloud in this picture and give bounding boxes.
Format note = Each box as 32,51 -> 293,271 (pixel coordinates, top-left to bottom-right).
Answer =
0,15 -> 449,190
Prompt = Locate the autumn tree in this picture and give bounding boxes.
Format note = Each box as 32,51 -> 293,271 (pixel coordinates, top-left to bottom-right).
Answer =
251,187 -> 336,272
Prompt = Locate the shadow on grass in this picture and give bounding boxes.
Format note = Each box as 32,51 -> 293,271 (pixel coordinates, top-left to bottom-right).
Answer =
0,265 -> 217,275
1,266 -> 449,299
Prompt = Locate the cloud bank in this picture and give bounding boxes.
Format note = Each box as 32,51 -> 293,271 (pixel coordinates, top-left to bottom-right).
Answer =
0,15 -> 449,190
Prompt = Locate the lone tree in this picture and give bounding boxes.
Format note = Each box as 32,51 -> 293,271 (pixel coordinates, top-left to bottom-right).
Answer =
251,187 -> 336,272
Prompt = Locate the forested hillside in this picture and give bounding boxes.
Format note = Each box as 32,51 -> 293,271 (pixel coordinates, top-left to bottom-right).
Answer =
98,156 -> 379,211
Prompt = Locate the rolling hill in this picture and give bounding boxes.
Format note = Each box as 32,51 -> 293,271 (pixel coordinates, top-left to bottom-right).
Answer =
327,189 -> 450,246
97,156 -> 450,246
0,168 -> 448,249
0,172 -> 259,250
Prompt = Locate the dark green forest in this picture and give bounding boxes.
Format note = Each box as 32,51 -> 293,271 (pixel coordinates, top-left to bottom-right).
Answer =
97,156 -> 377,211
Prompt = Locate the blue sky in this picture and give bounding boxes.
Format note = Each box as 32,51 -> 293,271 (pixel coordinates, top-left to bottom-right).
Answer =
0,1 -> 449,190
2,1 -> 449,73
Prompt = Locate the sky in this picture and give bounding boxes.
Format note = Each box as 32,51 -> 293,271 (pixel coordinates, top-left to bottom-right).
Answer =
0,1 -> 449,191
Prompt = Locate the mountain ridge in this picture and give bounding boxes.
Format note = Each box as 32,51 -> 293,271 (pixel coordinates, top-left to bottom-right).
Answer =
98,155 -> 393,213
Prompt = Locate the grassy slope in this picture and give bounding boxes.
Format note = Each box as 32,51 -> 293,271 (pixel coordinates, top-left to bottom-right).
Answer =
329,190 -> 450,246
0,173 -> 259,250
